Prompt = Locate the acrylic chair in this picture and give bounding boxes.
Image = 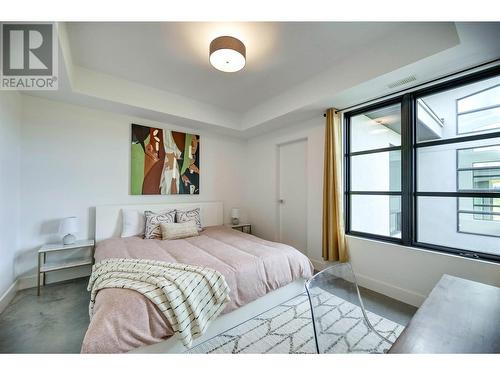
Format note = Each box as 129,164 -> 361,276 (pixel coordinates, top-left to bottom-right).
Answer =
305,263 -> 396,354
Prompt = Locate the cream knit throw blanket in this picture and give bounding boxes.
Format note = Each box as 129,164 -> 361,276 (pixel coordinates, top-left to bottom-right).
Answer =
88,258 -> 230,348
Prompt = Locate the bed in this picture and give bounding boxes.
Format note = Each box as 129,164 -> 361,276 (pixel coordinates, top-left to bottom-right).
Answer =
81,202 -> 313,353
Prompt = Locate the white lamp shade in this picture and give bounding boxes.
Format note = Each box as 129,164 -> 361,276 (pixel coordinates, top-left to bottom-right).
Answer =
209,49 -> 245,72
59,217 -> 79,234
231,208 -> 240,219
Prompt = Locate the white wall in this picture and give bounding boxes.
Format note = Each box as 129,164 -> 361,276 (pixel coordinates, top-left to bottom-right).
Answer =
0,91 -> 21,298
245,117 -> 326,270
17,95 -> 247,283
348,235 -> 500,307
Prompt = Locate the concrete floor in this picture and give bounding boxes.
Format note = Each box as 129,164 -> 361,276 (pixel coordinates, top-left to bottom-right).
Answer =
0,276 -> 416,353
315,276 -> 417,326
358,286 -> 416,326
0,277 -> 90,353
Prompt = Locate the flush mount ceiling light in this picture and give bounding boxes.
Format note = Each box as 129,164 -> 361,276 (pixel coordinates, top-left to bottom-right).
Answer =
209,36 -> 246,73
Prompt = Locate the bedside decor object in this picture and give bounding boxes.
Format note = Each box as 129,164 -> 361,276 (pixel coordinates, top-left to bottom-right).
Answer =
231,208 -> 240,225
59,217 -> 79,245
37,239 -> 95,296
209,36 -> 246,73
131,124 -> 200,195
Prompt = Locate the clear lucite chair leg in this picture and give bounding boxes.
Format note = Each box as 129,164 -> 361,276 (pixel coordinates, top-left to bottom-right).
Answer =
305,262 -> 394,354
305,285 -> 320,354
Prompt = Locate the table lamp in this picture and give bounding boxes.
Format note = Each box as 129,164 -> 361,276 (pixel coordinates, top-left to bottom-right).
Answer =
59,217 -> 79,245
231,208 -> 240,225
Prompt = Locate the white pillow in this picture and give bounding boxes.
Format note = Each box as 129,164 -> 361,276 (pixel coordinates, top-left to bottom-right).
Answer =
161,221 -> 199,240
121,209 -> 145,238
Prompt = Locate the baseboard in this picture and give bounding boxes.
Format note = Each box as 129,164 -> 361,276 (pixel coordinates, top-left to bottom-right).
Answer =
0,280 -> 18,314
355,273 -> 425,307
17,274 -> 37,290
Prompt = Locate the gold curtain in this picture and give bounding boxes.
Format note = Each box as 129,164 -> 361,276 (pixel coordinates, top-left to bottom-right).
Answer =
322,108 -> 348,262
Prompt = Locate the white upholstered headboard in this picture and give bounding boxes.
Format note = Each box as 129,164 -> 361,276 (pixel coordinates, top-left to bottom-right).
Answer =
95,201 -> 224,242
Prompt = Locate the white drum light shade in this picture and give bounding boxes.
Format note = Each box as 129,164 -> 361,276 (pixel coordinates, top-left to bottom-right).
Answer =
209,36 -> 246,72
231,208 -> 240,219
59,217 -> 79,245
231,208 -> 240,225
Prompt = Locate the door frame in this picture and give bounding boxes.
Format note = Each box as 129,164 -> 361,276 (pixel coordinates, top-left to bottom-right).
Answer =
276,137 -> 308,254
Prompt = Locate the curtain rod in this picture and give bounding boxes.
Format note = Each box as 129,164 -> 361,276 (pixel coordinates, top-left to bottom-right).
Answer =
322,57 -> 500,117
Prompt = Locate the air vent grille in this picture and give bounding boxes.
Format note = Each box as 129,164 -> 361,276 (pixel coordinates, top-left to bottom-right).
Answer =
387,75 -> 417,89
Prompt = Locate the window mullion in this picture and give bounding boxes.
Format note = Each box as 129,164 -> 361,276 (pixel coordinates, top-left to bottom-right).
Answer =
401,94 -> 414,246
344,114 -> 350,234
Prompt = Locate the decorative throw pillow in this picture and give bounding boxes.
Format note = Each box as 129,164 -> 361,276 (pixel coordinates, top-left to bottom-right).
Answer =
144,210 -> 176,239
121,209 -> 145,238
176,208 -> 202,231
160,221 -> 199,240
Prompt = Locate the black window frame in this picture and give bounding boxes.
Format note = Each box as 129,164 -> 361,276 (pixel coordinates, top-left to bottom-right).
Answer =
344,65 -> 500,263
344,97 -> 405,245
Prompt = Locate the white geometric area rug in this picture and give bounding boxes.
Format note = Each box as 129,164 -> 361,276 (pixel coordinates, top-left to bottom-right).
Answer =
188,291 -> 404,354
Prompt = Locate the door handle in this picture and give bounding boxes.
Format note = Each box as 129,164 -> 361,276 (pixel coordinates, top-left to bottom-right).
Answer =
278,199 -> 285,204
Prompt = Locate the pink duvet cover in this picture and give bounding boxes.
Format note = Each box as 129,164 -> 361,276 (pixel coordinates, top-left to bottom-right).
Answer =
81,225 -> 313,353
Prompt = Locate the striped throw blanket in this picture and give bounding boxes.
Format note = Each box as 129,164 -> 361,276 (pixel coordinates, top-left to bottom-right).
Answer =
87,258 -> 230,348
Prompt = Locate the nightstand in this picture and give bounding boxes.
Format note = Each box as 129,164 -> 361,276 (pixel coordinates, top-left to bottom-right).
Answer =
37,239 -> 95,296
227,223 -> 252,234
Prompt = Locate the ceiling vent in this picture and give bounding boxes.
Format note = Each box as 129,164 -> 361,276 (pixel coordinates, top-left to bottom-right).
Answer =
387,75 -> 417,89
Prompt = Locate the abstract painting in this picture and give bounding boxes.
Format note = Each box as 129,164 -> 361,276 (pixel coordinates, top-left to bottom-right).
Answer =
131,124 -> 200,195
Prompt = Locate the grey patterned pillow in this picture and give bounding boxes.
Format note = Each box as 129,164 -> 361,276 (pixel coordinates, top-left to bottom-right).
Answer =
144,210 -> 176,239
176,208 -> 202,231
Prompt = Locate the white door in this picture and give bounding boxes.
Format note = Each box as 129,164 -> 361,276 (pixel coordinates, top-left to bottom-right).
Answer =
278,139 -> 307,254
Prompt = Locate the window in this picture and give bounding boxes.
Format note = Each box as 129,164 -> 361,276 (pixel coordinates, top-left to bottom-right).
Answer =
345,67 -> 500,262
346,102 -> 402,239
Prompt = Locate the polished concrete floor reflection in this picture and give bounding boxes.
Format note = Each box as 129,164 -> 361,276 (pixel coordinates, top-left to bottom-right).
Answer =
0,277 -> 90,353
315,276 -> 417,327
356,286 -> 416,326
0,276 -> 417,353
